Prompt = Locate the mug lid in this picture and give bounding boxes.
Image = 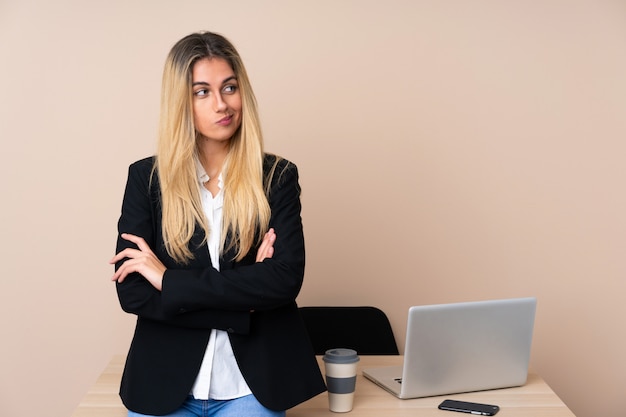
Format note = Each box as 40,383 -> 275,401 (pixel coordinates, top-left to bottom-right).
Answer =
323,348 -> 360,364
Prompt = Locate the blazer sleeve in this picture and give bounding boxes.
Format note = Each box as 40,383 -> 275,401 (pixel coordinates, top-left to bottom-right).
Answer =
114,158 -> 250,334
160,159 -> 306,315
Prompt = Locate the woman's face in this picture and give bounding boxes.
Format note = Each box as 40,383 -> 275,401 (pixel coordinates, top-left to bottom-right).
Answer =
191,57 -> 242,144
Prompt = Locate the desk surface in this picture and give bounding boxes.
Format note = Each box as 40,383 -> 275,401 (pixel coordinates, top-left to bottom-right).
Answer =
72,355 -> 575,417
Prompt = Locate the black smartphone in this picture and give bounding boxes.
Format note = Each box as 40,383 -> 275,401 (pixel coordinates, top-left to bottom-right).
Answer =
438,399 -> 500,416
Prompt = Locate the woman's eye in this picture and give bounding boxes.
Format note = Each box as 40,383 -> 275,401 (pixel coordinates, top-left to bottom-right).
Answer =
223,85 -> 238,94
194,89 -> 208,97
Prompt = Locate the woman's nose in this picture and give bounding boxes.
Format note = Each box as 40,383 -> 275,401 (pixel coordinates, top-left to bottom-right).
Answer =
213,93 -> 227,112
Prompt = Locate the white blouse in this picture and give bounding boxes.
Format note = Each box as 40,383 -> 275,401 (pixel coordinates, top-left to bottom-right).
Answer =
190,161 -> 252,400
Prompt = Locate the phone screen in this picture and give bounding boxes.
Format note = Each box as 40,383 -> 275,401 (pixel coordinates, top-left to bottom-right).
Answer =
438,399 -> 500,416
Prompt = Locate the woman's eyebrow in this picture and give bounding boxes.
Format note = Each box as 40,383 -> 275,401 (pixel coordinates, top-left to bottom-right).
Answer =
192,76 -> 237,87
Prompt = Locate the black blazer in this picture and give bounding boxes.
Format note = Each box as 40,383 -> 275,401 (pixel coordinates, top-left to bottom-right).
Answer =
115,155 -> 326,415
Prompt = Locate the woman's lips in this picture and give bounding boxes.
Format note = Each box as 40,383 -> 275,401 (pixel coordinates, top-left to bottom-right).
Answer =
216,115 -> 232,126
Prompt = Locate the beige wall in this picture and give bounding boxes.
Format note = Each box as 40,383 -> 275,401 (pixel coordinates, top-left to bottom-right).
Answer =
1,1 -> 625,416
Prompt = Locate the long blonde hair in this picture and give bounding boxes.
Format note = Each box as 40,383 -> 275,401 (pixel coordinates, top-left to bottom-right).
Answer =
155,31 -> 271,263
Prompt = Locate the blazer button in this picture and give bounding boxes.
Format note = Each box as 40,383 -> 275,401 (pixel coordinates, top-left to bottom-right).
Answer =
179,308 -> 187,313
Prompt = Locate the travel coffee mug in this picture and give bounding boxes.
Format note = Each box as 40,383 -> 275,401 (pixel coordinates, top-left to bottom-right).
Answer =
322,348 -> 360,412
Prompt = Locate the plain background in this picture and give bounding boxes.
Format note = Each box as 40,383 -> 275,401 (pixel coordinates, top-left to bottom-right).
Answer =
1,1 -> 625,416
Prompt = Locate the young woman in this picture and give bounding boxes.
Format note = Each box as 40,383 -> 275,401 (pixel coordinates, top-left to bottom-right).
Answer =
110,31 -> 325,417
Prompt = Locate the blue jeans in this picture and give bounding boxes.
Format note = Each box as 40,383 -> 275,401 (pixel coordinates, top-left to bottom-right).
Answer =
127,394 -> 286,417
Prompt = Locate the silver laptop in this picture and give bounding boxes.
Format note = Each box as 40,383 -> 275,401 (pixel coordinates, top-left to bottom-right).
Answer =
363,297 -> 536,399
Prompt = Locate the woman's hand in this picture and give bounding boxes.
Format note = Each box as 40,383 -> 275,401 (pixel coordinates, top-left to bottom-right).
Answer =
110,233 -> 167,291
256,228 -> 276,262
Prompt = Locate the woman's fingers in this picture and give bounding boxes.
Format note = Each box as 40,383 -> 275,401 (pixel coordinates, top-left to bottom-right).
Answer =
110,233 -> 166,290
109,234 -> 149,263
109,247 -> 140,265
256,228 -> 276,262
111,258 -> 136,283
120,233 -> 151,252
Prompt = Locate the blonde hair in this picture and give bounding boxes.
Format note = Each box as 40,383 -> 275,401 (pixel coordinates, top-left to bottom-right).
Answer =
155,31 -> 271,263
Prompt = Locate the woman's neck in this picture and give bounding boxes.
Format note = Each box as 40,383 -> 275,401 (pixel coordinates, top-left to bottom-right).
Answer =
198,138 -> 230,179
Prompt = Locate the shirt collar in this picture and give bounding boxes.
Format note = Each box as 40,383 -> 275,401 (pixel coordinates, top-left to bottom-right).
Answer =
194,156 -> 224,188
